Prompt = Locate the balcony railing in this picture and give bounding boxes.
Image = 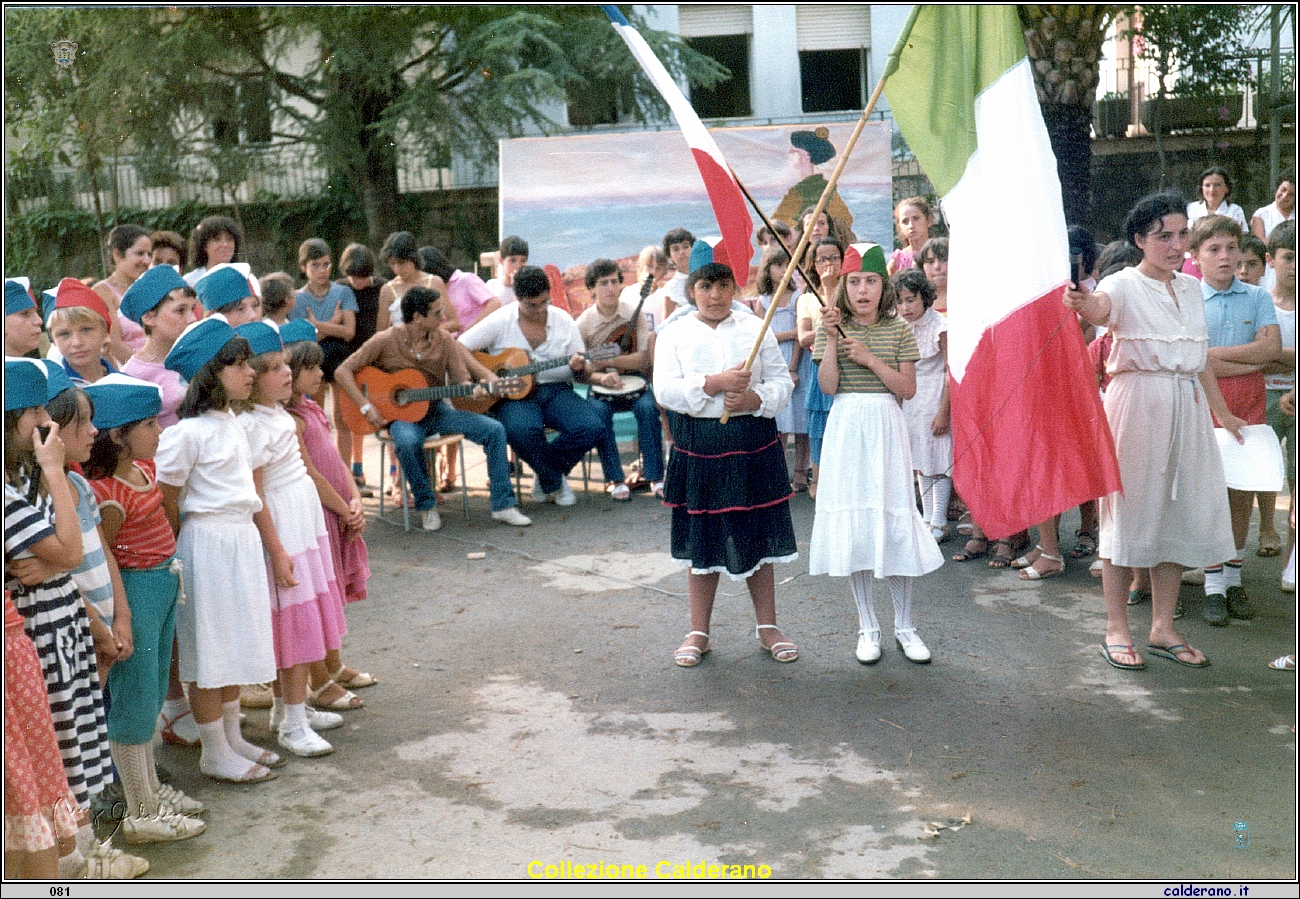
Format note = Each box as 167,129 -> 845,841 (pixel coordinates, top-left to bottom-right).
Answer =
1093,49 -> 1295,138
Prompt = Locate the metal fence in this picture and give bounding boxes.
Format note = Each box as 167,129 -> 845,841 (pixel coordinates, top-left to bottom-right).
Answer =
6,141 -> 474,216
1095,49 -> 1295,135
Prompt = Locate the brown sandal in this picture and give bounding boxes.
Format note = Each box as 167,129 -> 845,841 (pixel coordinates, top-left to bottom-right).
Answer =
952,537 -> 989,562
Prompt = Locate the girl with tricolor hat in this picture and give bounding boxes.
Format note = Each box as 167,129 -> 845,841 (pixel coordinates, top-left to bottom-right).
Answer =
6,277 -> 43,357
48,278 -> 117,385
118,264 -> 197,428
4,357 -> 126,868
153,318 -> 282,783
82,373 -> 206,842
807,242 -> 945,667
233,321 -> 349,757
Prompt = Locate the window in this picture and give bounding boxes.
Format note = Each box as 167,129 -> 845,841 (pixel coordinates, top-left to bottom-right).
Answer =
211,79 -> 272,147
679,5 -> 753,119
796,5 -> 870,114
686,35 -> 751,119
800,49 -> 864,113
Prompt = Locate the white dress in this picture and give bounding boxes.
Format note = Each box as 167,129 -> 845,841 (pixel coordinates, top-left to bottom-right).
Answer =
1095,267 -> 1236,569
808,318 -> 945,579
901,307 -> 952,477
154,410 -> 277,688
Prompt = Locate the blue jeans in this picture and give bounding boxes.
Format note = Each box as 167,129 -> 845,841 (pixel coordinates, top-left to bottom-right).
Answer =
494,382 -> 614,494
631,391 -> 666,482
390,400 -> 517,512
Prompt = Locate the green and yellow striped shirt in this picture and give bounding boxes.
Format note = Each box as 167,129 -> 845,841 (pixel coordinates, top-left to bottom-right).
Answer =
813,315 -> 919,395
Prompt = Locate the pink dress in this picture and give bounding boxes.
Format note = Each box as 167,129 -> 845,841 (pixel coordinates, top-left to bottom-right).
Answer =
121,357 -> 185,429
238,403 -> 347,668
290,398 -> 370,604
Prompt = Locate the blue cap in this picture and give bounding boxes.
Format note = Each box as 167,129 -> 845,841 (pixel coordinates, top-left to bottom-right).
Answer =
121,265 -> 188,324
235,321 -> 283,357
165,317 -> 240,381
84,373 -> 163,430
277,318 -> 317,345
195,265 -> 252,312
688,237 -> 733,275
41,360 -> 75,402
5,357 -> 48,411
5,278 -> 35,315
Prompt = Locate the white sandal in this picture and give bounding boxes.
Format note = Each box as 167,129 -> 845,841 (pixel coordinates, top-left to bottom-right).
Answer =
674,631 -> 710,667
756,624 -> 798,663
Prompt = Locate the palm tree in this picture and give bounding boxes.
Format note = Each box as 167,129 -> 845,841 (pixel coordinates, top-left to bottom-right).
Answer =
1018,6 -> 1118,229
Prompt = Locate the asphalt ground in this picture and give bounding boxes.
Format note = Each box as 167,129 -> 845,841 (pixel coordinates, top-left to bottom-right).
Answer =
59,437 -> 1297,885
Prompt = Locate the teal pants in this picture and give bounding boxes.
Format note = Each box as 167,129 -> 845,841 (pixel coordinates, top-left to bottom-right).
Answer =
106,560 -> 178,744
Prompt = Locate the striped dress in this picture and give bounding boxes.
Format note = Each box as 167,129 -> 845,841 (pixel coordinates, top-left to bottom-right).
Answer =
4,478 -> 111,808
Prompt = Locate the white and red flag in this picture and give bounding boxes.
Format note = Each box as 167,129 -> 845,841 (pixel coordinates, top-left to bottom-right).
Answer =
603,5 -> 753,286
883,6 -> 1121,539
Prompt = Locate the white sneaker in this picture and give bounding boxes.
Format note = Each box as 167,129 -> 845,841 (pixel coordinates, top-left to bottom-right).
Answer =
894,627 -> 931,664
554,482 -> 577,506
156,783 -> 205,816
855,629 -> 881,665
491,506 -> 532,526
308,707 -> 344,731
122,810 -> 206,844
277,724 -> 334,758
531,478 -> 550,503
421,508 -> 442,531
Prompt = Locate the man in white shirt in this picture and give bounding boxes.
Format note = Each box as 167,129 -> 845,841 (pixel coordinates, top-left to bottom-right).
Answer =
459,266 -> 614,506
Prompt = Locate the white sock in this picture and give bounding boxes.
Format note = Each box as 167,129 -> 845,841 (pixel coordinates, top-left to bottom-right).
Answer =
283,702 -> 309,734
146,742 -> 162,794
850,570 -> 880,633
1224,551 -> 1245,588
917,474 -> 936,523
198,718 -> 265,781
110,741 -> 157,818
890,576 -> 914,631
222,700 -> 277,766
1204,565 -> 1226,596
929,477 -> 952,530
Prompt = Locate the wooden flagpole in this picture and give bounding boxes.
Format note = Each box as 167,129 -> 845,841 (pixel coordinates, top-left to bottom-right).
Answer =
720,72 -> 893,424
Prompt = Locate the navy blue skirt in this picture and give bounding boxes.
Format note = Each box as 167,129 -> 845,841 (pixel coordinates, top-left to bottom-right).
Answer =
664,414 -> 798,579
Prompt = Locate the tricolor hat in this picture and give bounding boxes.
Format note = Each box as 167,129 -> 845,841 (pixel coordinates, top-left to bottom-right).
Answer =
841,242 -> 889,278
235,321 -> 283,357
165,317 -> 240,381
121,265 -> 188,324
41,288 -> 58,323
85,373 -> 163,430
5,278 -> 35,315
42,359 -> 75,402
54,277 -> 113,330
278,318 -> 317,345
5,357 -> 48,411
688,237 -> 732,275
195,264 -> 253,312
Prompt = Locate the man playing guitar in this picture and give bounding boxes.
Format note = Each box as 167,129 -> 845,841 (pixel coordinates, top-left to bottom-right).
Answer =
458,266 -> 620,506
575,259 -> 666,499
335,286 -> 532,530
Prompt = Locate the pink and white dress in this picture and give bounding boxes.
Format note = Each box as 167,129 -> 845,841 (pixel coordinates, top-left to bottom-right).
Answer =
290,397 -> 370,604
239,403 -> 347,669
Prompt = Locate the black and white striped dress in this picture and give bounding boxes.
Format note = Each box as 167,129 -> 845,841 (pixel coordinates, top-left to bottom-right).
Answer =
4,478 -> 111,808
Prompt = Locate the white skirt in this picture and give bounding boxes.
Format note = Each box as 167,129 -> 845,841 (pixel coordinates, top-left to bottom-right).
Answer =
809,393 -> 946,578
174,511 -> 277,688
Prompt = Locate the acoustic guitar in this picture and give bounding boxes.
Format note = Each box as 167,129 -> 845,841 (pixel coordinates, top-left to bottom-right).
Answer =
450,344 -> 619,415
339,367 -> 523,435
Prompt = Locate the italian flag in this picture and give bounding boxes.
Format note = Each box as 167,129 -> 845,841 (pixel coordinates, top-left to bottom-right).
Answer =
884,6 -> 1121,540
604,5 -> 753,286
